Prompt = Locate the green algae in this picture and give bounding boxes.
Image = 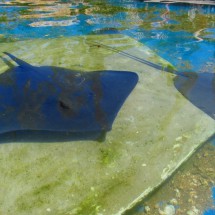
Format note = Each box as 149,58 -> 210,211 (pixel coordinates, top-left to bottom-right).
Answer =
72,4 -> 129,16
74,168 -> 133,215
99,141 -> 123,166
166,64 -> 175,73
74,195 -> 102,215
0,15 -> 8,22
100,147 -> 119,166
148,54 -> 175,72
0,35 -> 18,43
18,9 -> 32,16
158,12 -> 215,33
1,1 -> 214,37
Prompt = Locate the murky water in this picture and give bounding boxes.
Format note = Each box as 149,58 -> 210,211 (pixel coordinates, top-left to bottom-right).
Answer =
0,1 -> 214,215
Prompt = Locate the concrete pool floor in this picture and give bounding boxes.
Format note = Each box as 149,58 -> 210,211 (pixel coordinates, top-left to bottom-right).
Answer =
0,34 -> 214,215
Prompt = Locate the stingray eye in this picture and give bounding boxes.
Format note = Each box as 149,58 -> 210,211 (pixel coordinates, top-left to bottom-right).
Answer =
59,100 -> 71,110
58,99 -> 77,117
88,92 -> 94,97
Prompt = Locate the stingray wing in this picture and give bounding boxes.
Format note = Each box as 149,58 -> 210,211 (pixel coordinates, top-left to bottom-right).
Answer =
0,53 -> 139,135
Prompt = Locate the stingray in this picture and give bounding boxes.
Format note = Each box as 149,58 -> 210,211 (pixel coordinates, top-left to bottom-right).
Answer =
0,52 -> 138,141
174,71 -> 215,120
92,42 -> 215,120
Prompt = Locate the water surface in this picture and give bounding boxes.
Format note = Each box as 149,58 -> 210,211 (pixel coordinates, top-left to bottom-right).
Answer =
0,0 -> 214,72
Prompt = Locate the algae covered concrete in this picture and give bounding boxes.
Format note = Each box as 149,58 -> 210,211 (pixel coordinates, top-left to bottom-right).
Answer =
0,34 -> 214,215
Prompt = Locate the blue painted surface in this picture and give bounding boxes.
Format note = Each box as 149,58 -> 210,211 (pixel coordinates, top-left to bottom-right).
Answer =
204,210 -> 215,215
204,187 -> 215,215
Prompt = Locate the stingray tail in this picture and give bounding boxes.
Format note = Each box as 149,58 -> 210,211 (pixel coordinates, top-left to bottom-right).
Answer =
3,52 -> 33,69
89,41 -> 178,74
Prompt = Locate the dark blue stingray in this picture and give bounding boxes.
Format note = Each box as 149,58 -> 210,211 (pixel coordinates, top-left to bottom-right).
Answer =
93,42 -> 215,121
174,71 -> 215,120
0,52 -> 138,140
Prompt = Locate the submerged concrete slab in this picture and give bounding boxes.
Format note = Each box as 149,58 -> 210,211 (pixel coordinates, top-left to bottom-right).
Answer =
0,34 -> 214,215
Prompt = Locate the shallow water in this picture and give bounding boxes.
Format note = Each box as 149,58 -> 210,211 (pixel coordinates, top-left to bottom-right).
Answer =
0,1 -> 215,215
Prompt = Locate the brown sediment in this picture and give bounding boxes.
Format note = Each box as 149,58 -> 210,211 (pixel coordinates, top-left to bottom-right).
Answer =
130,142 -> 215,215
